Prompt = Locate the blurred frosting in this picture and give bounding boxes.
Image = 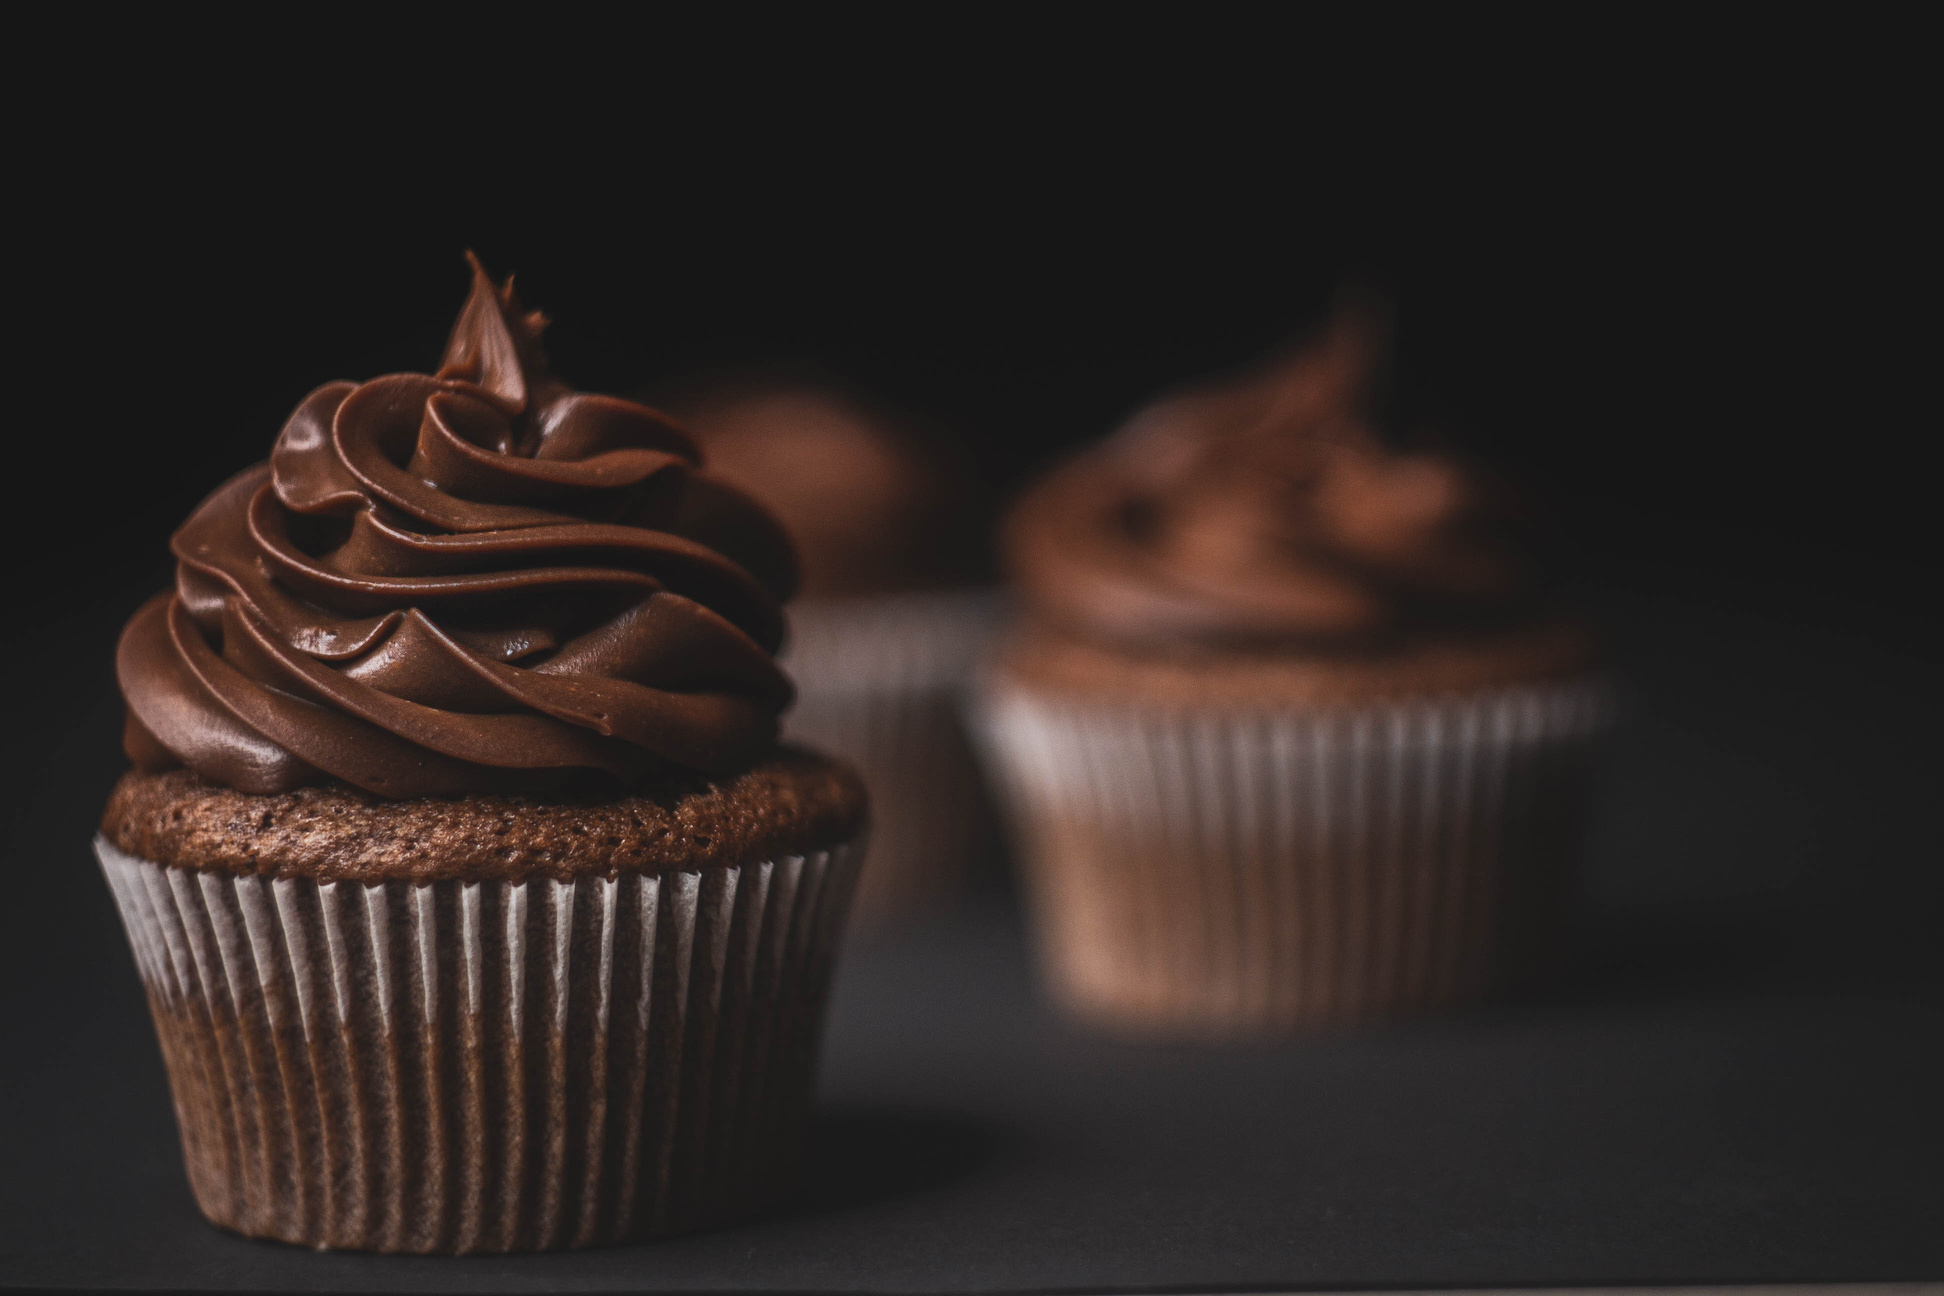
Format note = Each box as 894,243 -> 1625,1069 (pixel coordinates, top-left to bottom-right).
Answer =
1006,308 -> 1533,651
118,257 -> 799,798
665,383 -> 983,599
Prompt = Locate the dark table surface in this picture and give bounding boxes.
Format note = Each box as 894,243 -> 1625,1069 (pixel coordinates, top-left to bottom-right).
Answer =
4,594 -> 1941,1292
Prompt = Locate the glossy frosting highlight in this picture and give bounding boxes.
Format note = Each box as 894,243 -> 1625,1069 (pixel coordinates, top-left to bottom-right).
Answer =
118,258 -> 799,797
1006,309 -> 1529,651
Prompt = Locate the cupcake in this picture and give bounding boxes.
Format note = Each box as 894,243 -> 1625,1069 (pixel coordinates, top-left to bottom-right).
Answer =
975,308 -> 1608,1035
662,378 -> 998,924
96,257 -> 868,1252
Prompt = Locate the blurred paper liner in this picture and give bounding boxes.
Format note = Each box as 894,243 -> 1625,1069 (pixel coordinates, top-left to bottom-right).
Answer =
972,677 -> 1611,1034
95,835 -> 862,1253
782,588 -> 1003,923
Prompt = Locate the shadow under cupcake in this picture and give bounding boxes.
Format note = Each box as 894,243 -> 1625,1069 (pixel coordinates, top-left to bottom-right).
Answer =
973,308 -> 1609,1036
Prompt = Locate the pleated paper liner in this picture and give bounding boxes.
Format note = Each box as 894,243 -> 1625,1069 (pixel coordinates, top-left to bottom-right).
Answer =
96,836 -> 862,1253
973,677 -> 1610,1034
782,588 -> 1001,924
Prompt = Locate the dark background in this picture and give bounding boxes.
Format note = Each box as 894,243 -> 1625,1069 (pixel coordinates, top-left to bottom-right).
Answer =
14,26 -> 1933,648
6,26 -> 1941,1287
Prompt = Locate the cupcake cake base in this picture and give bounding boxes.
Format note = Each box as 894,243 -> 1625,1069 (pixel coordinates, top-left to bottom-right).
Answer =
97,755 -> 865,1253
976,625 -> 1609,1034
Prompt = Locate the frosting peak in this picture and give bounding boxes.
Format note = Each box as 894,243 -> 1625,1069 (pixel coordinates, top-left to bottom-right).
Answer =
1008,308 -> 1529,650
119,257 -> 800,798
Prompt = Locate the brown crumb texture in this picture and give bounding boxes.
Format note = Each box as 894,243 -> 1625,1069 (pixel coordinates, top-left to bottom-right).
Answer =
102,747 -> 868,883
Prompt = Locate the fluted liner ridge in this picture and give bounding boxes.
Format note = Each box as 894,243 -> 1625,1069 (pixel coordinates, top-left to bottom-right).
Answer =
95,836 -> 861,1252
974,678 -> 1608,1032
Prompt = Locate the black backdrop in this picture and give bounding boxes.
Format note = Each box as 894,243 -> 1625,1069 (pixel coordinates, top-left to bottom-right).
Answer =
14,29 -> 1935,649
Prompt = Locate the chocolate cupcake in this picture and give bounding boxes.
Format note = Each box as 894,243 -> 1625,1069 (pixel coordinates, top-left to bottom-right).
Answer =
974,309 -> 1608,1034
663,379 -> 998,924
97,258 -> 868,1252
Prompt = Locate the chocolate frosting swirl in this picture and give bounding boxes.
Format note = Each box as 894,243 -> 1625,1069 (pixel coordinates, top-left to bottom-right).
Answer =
118,258 -> 799,798
1007,308 -> 1530,650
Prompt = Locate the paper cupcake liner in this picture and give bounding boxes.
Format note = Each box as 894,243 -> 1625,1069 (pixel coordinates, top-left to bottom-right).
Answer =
972,677 -> 1610,1033
95,836 -> 862,1253
783,589 -> 1002,923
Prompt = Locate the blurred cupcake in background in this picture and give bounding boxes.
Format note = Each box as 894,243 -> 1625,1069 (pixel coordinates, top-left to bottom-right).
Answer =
660,375 -> 1001,924
974,307 -> 1609,1035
